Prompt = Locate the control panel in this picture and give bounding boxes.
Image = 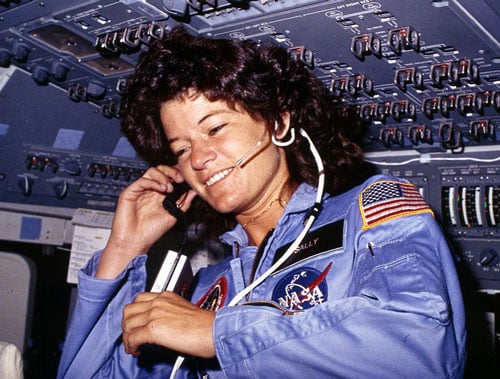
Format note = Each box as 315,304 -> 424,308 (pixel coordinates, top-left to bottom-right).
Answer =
0,67 -> 148,212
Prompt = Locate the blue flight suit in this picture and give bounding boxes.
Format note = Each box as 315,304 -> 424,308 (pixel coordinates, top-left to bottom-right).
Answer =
58,175 -> 466,378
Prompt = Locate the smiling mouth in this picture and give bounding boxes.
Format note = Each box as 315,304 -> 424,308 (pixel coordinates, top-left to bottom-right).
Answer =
206,168 -> 233,187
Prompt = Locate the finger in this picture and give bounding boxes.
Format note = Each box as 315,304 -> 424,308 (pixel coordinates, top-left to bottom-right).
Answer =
123,292 -> 187,331
157,290 -> 186,302
122,293 -> 159,327
122,311 -> 146,355
122,303 -> 155,355
124,322 -> 157,357
141,166 -> 190,196
141,166 -> 168,181
176,189 -> 197,212
156,165 -> 184,184
122,294 -> 162,326
122,297 -> 171,355
140,166 -> 179,186
126,174 -> 169,196
134,291 -> 162,303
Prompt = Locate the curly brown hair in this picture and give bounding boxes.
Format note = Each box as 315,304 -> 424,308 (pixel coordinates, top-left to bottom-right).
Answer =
121,26 -> 373,237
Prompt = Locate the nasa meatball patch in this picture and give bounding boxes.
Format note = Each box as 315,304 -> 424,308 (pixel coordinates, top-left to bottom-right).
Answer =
272,263 -> 331,311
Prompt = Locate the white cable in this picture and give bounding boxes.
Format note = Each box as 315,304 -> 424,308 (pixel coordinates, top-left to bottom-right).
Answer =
169,357 -> 185,379
229,128 -> 324,306
169,127 -> 325,377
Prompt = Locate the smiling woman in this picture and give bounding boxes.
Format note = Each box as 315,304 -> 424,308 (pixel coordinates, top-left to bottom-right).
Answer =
57,26 -> 466,379
160,94 -> 292,241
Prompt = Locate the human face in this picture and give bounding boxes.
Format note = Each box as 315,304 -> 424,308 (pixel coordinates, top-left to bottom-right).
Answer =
160,93 -> 290,216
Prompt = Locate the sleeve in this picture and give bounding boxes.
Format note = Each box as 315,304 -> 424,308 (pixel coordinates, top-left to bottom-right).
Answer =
213,212 -> 466,378
57,252 -> 173,378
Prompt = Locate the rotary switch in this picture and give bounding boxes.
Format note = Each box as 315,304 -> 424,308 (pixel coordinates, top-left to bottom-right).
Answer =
479,248 -> 499,268
53,181 -> 69,200
18,176 -> 33,196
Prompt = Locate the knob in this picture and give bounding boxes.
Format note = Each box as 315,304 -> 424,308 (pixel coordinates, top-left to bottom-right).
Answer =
11,42 -> 30,63
32,64 -> 50,85
87,80 -> 106,99
479,248 -> 499,268
18,176 -> 34,196
64,160 -> 81,176
53,181 -> 69,200
88,164 -> 98,177
0,48 -> 11,67
50,61 -> 70,81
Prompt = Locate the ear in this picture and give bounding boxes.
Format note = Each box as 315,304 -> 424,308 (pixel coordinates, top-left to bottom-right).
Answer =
274,112 -> 291,140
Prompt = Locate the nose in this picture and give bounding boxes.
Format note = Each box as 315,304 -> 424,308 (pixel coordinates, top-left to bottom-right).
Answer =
190,139 -> 216,170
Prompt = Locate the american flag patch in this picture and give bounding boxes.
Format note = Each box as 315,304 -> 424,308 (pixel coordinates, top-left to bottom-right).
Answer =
359,180 -> 433,230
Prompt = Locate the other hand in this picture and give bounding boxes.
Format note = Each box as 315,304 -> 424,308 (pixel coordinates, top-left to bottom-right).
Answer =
122,291 -> 216,358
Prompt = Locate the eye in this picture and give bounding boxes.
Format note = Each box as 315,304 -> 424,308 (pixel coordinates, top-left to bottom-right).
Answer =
173,145 -> 191,159
208,123 -> 227,136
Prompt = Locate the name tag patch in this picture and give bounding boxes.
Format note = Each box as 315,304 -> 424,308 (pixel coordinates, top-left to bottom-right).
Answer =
272,263 -> 332,311
272,220 -> 344,271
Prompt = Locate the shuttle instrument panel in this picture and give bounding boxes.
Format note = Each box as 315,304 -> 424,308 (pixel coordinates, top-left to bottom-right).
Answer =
0,0 -> 499,292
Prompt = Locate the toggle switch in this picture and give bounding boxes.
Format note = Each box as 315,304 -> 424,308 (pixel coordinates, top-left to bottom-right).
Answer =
440,95 -> 456,117
469,120 -> 494,141
147,23 -> 164,40
408,125 -> 432,145
288,46 -> 314,68
456,93 -> 476,115
492,91 -> 500,111
422,97 -> 440,119
379,127 -> 404,147
350,33 -> 382,60
376,102 -> 392,123
117,27 -> 141,52
438,121 -> 462,151
359,103 -> 378,122
474,91 -> 492,114
390,100 -> 416,121
347,74 -> 374,96
430,63 -> 449,88
101,101 -> 119,118
388,26 -> 420,55
394,68 -> 424,91
449,59 -> 480,85
94,33 -> 120,56
330,77 -> 348,96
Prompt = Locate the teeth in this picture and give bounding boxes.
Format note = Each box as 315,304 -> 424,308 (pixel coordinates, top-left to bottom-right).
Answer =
206,168 -> 232,187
